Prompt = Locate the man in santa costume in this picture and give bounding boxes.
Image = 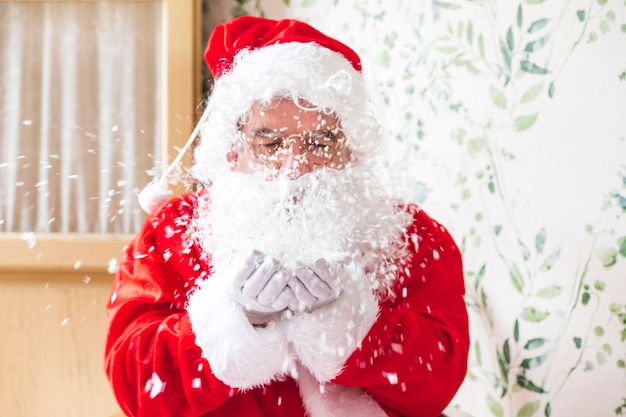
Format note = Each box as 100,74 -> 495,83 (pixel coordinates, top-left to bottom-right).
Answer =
104,16 -> 469,417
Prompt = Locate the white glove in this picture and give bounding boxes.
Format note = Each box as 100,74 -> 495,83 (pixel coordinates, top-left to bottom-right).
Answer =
232,251 -> 294,325
288,259 -> 342,313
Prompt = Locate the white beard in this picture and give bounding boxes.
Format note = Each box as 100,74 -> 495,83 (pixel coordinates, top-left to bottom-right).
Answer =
192,165 -> 412,294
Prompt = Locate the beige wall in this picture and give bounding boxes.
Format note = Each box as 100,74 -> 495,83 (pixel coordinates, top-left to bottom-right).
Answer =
0,275 -> 120,417
261,0 -> 288,18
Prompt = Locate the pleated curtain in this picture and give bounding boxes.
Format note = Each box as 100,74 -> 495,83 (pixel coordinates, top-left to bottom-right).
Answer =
0,1 -> 162,234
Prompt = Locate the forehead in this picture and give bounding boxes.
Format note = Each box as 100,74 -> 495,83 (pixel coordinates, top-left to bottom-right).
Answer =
243,98 -> 339,131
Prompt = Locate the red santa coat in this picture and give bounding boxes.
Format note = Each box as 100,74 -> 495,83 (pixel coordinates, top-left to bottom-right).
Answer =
104,191 -> 469,417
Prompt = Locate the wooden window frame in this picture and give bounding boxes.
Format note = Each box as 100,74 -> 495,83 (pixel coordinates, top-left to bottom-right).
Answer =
0,0 -> 202,281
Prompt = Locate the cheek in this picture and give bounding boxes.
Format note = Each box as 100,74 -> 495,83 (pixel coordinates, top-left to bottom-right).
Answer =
227,143 -> 252,173
231,152 -> 253,173
230,146 -> 274,173
331,146 -> 351,167
226,149 -> 238,163
227,136 -> 256,172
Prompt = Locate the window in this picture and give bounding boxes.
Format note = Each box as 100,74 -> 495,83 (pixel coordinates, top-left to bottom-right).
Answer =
0,0 -> 201,280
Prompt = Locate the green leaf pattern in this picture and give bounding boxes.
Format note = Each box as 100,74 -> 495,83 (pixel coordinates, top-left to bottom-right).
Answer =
286,0 -> 626,415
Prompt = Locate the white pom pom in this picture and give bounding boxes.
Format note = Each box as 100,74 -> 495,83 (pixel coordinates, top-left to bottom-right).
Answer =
138,182 -> 172,215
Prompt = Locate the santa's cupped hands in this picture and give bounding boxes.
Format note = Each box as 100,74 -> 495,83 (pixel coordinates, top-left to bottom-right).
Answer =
288,259 -> 342,312
232,250 -> 294,325
232,250 -> 343,324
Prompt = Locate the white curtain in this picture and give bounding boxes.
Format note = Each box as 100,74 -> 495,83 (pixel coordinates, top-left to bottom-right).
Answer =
0,2 -> 161,234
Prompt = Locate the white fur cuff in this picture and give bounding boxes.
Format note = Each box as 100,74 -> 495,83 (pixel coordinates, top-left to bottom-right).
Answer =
283,261 -> 379,383
186,270 -> 294,389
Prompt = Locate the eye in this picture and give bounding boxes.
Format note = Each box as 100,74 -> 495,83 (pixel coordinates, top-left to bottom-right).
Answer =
308,129 -> 338,147
254,131 -> 283,147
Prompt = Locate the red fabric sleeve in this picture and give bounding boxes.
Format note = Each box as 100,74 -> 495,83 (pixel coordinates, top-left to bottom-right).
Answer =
333,204 -> 470,417
104,193 -> 234,417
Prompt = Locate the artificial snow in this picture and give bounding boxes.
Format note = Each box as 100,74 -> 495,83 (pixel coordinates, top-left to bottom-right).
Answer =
108,258 -> 118,274
20,232 -> 36,249
391,343 -> 403,354
383,372 -> 399,385
145,372 -> 166,399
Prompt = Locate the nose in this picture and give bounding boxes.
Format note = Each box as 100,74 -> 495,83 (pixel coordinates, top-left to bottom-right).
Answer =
279,135 -> 314,179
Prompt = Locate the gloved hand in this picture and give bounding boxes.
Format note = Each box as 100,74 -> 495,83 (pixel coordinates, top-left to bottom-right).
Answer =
287,259 -> 342,313
232,251 -> 294,325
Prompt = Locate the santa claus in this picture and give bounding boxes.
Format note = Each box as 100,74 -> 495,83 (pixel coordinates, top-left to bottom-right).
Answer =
104,16 -> 469,417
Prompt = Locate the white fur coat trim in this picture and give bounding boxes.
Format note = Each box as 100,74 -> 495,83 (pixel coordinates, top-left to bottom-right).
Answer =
186,268 -> 295,389
296,362 -> 388,417
283,261 -> 380,383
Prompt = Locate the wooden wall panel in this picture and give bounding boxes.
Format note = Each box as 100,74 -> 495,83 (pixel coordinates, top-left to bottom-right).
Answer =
0,276 -> 120,417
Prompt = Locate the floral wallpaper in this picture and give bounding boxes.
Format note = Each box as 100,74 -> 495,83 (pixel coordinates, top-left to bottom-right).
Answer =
281,0 -> 626,416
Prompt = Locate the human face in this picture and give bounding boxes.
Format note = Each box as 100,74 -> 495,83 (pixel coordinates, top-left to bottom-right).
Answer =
234,98 -> 350,178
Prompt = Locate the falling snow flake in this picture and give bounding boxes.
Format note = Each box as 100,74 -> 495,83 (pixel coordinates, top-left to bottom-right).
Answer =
438,340 -> 446,352
20,232 -> 36,249
383,372 -> 399,385
145,372 -> 166,399
108,258 -> 119,274
391,343 -> 403,354
164,225 -> 175,239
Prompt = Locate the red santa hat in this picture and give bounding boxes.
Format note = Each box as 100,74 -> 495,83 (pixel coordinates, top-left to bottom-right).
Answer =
139,16 -> 373,214
204,16 -> 362,79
